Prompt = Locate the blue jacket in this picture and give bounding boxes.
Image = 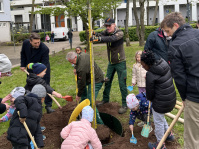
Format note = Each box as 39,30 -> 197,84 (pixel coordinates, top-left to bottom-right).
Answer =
144,28 -> 169,62
7,93 -> 44,148
129,92 -> 151,125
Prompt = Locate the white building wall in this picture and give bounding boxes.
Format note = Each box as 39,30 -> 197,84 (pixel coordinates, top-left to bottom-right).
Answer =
0,0 -> 11,42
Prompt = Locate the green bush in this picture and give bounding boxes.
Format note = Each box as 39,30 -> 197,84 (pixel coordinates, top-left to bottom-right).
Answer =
11,32 -> 51,43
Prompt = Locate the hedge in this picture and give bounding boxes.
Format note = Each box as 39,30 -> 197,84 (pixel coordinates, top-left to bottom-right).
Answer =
79,23 -> 197,42
11,32 -> 51,43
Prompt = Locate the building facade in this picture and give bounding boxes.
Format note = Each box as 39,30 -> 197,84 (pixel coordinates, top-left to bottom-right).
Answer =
0,0 -> 11,42
9,0 -> 199,31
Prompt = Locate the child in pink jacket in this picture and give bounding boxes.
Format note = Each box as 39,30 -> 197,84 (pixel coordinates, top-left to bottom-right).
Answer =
60,106 -> 102,149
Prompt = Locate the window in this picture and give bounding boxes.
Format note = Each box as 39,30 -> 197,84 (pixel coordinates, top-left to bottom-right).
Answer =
0,2 -> 2,11
3,22 -> 6,27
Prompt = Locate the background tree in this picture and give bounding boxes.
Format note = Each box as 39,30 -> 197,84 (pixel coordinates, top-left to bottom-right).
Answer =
152,0 -> 159,26
133,0 -> 145,46
125,0 -> 131,46
29,0 -> 35,33
35,0 -> 122,49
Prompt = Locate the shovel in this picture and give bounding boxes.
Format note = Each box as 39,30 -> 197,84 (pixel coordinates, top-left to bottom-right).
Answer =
130,131 -> 137,144
127,86 -> 134,92
157,105 -> 184,149
17,111 -> 39,149
141,100 -> 151,138
62,95 -> 73,102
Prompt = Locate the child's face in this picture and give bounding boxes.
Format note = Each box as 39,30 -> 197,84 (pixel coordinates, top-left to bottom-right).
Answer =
141,61 -> 149,71
75,48 -> 82,54
131,105 -> 139,111
38,69 -> 47,78
136,55 -> 141,63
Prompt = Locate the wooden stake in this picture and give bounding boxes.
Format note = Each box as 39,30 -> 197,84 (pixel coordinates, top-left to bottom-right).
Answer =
165,112 -> 184,123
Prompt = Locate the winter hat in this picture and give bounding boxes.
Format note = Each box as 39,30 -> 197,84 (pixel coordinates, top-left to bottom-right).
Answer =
0,104 -> 6,114
27,63 -> 47,75
31,84 -> 46,98
126,93 -> 139,109
10,87 -> 26,99
0,54 -> 12,74
82,106 -> 94,122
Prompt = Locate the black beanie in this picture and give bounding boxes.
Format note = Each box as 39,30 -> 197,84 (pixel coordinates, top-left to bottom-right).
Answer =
0,103 -> 6,114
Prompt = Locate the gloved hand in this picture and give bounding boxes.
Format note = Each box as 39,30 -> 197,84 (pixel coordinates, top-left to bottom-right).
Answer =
90,36 -> 101,42
130,134 -> 137,144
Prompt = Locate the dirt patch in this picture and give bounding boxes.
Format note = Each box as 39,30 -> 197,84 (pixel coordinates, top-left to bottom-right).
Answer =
0,102 -> 180,149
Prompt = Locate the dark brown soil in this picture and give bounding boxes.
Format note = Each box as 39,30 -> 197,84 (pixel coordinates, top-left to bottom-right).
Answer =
0,101 -> 180,149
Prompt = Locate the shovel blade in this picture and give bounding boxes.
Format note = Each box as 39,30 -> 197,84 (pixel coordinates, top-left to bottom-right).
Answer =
62,95 -> 73,102
127,86 -> 134,92
141,124 -> 150,138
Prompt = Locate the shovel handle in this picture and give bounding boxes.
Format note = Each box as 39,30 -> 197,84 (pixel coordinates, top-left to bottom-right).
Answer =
47,93 -> 62,109
24,69 -> 29,75
157,105 -> 184,149
17,111 -> 38,149
147,101 -> 151,123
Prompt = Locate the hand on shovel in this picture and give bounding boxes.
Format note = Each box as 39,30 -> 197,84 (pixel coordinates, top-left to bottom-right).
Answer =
130,134 -> 137,144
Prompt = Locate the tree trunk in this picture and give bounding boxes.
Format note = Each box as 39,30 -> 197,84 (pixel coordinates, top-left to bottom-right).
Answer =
139,0 -> 145,46
29,0 -> 35,33
133,0 -> 145,46
114,8 -> 116,21
147,0 -> 149,26
125,0 -> 130,46
152,0 -> 159,26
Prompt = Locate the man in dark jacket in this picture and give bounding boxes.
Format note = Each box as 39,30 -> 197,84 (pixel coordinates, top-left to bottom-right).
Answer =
144,28 -> 169,62
161,12 -> 199,149
91,18 -> 128,114
66,51 -> 104,124
67,29 -> 73,49
7,85 -> 45,149
20,32 -> 54,114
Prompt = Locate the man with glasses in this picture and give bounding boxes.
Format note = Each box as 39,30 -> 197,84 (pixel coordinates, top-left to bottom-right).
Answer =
91,18 -> 128,114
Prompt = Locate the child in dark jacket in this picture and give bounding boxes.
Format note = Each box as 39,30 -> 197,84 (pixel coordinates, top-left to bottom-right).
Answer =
25,63 -> 62,103
7,84 -> 47,149
141,50 -> 176,149
127,92 -> 152,144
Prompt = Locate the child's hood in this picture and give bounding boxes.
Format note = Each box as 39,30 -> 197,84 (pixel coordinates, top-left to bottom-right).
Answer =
148,58 -> 169,76
27,73 -> 41,86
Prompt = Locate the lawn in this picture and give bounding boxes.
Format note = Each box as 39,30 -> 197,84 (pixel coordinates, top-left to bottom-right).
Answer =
0,43 -> 184,147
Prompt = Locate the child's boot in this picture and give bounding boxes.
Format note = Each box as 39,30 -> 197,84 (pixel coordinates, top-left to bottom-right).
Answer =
45,106 -> 55,114
166,132 -> 175,142
148,141 -> 166,149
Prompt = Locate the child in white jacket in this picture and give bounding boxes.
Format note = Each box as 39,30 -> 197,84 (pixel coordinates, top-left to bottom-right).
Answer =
132,50 -> 147,93
60,106 -> 102,149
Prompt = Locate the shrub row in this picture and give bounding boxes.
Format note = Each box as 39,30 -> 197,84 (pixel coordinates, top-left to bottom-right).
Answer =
79,23 -> 197,42
11,32 -> 51,43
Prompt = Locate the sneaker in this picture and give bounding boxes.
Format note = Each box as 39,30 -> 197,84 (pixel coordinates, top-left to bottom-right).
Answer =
137,121 -> 145,127
41,126 -> 46,132
43,135 -> 46,140
149,126 -> 153,133
166,132 -> 175,142
45,106 -> 55,114
118,106 -> 127,114
148,142 -> 166,149
96,101 -> 109,107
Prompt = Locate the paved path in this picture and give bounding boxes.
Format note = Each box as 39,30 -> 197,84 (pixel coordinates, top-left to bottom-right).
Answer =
0,32 -> 91,67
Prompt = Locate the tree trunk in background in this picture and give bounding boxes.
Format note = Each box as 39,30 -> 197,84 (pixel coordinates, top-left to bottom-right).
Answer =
125,0 -> 130,46
29,0 -> 35,33
147,0 -> 149,26
133,0 -> 145,46
114,8 -> 116,21
152,0 -> 159,26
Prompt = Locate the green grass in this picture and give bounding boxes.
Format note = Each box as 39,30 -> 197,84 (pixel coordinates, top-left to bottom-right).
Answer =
0,43 -> 184,147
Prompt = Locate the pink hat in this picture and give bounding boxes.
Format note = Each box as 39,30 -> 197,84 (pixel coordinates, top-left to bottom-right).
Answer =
126,93 -> 139,109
